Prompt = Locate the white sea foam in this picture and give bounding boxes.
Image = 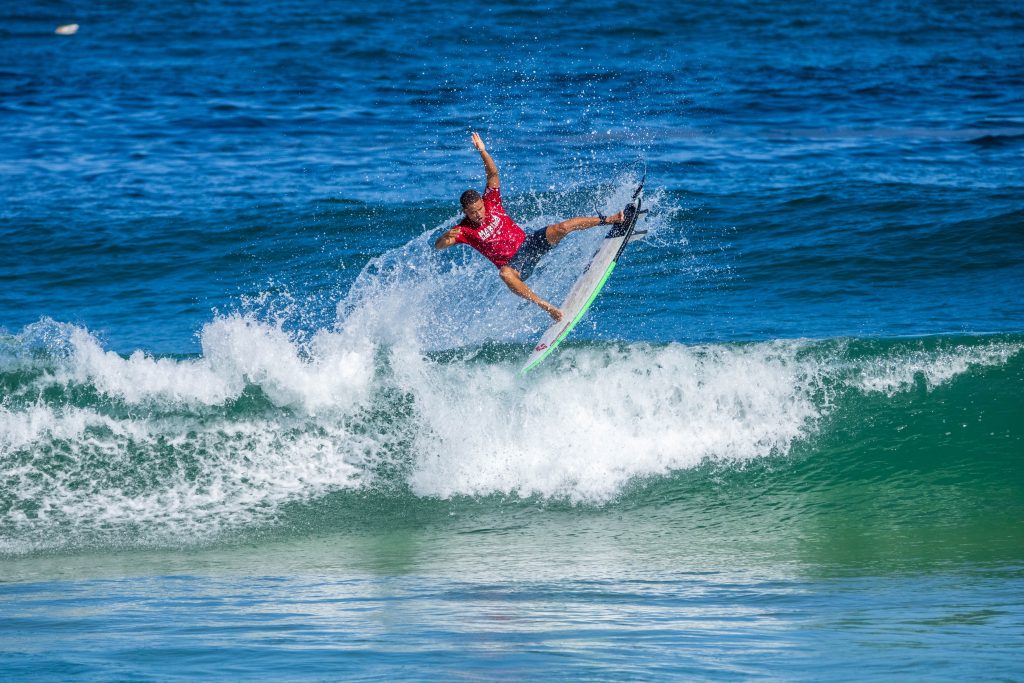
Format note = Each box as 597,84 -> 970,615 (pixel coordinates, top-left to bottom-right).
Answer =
2,317 -> 381,551
399,341 -> 826,502
41,315 -> 376,413
854,342 -> 1021,396
0,401 -> 369,550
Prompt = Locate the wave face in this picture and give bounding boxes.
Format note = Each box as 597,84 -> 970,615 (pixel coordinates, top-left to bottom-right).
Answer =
2,316 -> 1021,557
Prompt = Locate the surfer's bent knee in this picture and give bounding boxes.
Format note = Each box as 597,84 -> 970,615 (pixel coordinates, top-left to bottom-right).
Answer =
545,223 -> 566,245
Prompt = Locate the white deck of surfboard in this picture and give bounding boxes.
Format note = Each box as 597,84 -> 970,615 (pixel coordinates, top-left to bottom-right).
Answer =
520,195 -> 644,374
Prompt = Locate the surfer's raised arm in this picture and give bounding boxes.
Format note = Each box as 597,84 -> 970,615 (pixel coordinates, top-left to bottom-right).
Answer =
472,132 -> 500,189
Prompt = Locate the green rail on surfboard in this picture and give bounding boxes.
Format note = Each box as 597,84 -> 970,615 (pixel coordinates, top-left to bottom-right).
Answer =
520,178 -> 647,375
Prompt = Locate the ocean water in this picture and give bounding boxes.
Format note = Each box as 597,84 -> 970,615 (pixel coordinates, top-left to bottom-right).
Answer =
2,0 -> 1023,679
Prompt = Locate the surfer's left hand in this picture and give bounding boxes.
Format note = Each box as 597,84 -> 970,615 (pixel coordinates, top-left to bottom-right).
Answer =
543,304 -> 563,322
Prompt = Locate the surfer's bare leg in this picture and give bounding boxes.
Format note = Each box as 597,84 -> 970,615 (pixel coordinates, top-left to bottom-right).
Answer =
544,211 -> 624,246
499,266 -> 562,321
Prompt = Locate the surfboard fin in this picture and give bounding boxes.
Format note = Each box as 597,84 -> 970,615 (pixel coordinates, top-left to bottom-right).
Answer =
633,173 -> 646,200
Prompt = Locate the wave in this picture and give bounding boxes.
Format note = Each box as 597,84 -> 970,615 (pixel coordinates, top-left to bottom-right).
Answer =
967,132 -> 1024,147
1,317 -> 1021,555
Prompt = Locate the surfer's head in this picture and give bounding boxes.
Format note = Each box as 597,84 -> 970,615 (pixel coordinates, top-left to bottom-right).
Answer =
460,189 -> 485,226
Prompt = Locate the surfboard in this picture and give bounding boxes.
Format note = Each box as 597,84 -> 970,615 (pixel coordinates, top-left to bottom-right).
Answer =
519,179 -> 647,375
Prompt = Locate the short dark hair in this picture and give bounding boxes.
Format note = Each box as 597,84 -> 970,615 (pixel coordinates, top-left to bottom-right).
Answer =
460,189 -> 482,208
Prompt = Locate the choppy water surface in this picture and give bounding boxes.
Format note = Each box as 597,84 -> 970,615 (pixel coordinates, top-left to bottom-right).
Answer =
2,0 -> 1023,679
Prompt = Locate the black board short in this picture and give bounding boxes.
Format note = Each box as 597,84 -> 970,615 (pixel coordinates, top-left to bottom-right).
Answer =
506,228 -> 553,281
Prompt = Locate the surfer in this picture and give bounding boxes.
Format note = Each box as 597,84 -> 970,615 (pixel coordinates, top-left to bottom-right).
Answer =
434,132 -> 622,321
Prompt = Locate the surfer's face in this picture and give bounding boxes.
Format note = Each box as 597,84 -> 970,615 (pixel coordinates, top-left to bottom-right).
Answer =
463,199 -> 486,226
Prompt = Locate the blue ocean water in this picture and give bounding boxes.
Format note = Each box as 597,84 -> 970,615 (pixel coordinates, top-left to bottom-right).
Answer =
2,0 -> 1023,679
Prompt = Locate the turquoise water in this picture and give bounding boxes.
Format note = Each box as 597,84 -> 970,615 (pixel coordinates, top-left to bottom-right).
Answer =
3,0 -> 1024,679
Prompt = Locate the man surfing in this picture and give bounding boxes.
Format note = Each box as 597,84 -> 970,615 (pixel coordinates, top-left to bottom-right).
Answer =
434,132 -> 622,321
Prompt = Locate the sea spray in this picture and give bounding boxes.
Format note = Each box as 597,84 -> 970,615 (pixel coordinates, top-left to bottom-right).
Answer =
334,174 -> 679,353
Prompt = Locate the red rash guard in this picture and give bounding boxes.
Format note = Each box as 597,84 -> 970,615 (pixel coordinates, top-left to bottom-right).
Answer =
454,186 -> 526,268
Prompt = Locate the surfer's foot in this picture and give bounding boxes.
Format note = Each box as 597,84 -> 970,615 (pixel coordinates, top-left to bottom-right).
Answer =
606,211 -> 624,224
